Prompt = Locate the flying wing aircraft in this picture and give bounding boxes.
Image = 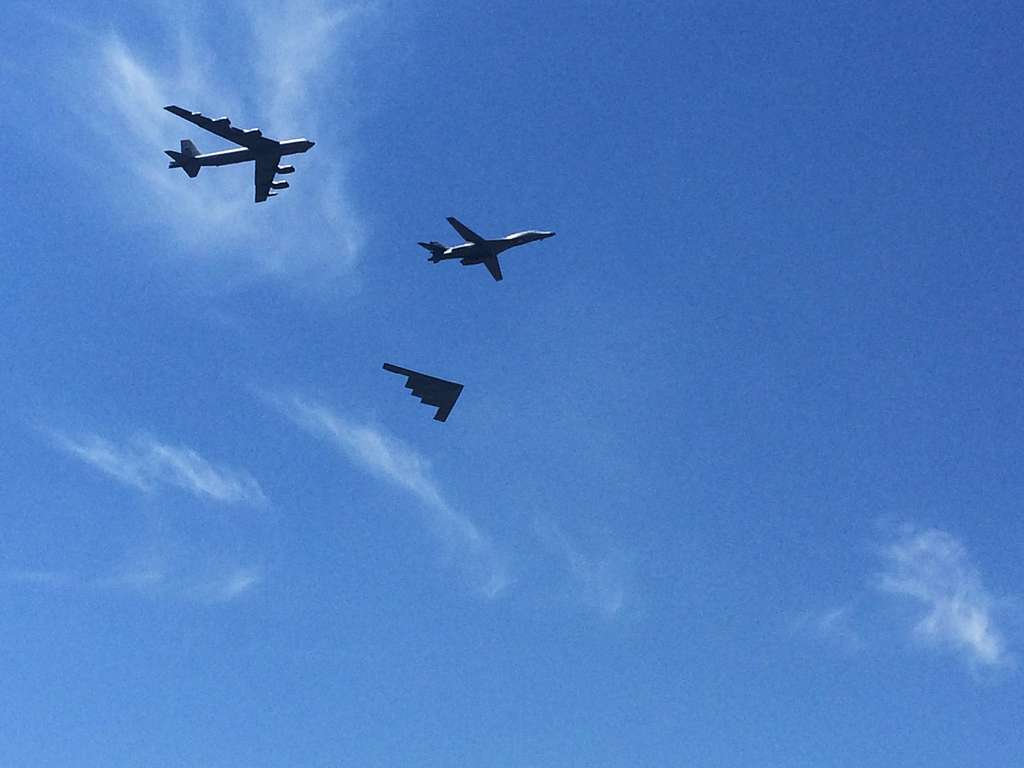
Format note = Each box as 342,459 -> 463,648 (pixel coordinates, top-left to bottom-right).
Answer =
163,105 -> 315,203
417,217 -> 555,281
383,363 -> 464,422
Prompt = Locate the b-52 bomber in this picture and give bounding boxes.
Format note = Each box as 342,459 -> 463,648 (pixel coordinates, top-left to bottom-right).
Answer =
163,105 -> 315,203
418,217 -> 555,281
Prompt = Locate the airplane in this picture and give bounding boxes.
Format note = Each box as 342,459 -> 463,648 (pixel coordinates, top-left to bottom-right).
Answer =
163,105 -> 315,203
383,363 -> 464,422
418,217 -> 555,281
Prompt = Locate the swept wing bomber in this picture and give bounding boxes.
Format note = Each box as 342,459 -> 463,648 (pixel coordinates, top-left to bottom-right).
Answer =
419,217 -> 555,281
383,364 -> 464,422
164,105 -> 315,203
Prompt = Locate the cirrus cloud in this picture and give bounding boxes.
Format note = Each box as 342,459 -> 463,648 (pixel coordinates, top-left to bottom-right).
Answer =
268,393 -> 510,599
51,429 -> 267,506
875,526 -> 1013,670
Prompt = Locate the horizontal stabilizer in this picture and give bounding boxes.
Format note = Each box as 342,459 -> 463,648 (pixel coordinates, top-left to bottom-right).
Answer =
418,241 -> 447,262
165,149 -> 201,177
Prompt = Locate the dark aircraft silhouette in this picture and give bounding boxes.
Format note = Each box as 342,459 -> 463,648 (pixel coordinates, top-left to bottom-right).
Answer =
163,105 -> 315,203
383,364 -> 464,422
418,217 -> 555,281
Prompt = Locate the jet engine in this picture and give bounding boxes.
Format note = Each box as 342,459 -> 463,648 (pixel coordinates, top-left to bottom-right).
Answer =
276,164 -> 295,174
271,181 -> 290,190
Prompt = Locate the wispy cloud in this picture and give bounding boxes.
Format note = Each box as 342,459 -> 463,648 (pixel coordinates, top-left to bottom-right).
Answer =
1,570 -> 70,587
198,567 -> 262,603
534,519 -> 628,618
100,553 -> 262,604
65,1 -> 367,288
814,604 -> 864,650
270,394 -> 510,598
51,430 -> 267,506
791,604 -> 864,652
4,562 -> 261,604
246,2 -> 360,133
875,526 -> 1013,670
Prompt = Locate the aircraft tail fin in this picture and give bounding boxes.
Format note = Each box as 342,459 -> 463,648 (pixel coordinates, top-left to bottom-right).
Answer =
165,139 -> 201,177
418,241 -> 447,262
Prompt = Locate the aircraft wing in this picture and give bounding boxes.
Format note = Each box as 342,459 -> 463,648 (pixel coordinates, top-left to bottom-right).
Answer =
482,256 -> 504,282
254,154 -> 282,203
165,105 -> 275,149
447,216 -> 485,243
383,363 -> 464,422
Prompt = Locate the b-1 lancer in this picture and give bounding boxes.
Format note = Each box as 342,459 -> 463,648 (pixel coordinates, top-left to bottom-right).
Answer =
418,217 -> 555,282
163,105 -> 315,203
383,363 -> 464,422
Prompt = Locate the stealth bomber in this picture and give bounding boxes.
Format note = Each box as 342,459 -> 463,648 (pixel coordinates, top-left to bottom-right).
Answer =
383,364 -> 464,422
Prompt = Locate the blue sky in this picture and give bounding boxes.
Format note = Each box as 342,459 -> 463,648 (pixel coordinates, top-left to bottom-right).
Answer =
2,1 -> 1023,765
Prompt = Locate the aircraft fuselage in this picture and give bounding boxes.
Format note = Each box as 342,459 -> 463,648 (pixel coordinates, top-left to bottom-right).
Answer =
192,139 -> 314,167
440,232 -> 555,264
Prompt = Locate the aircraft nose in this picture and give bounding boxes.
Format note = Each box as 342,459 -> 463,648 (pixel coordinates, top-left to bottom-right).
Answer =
307,140 -> 316,148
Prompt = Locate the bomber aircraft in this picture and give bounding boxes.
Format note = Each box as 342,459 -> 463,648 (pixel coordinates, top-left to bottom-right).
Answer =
163,105 -> 315,203
418,217 -> 555,281
383,363 -> 464,422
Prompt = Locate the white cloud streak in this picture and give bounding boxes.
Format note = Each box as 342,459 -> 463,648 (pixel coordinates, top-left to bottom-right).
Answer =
791,604 -> 864,652
876,526 -> 1013,669
96,544 -> 262,603
110,561 -> 264,606
102,562 -> 262,603
272,394 -> 510,598
69,1 -> 366,288
814,604 -> 864,650
1,570 -> 70,587
534,519 -> 627,618
203,567 -> 262,603
52,430 -> 267,506
4,563 -> 261,604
